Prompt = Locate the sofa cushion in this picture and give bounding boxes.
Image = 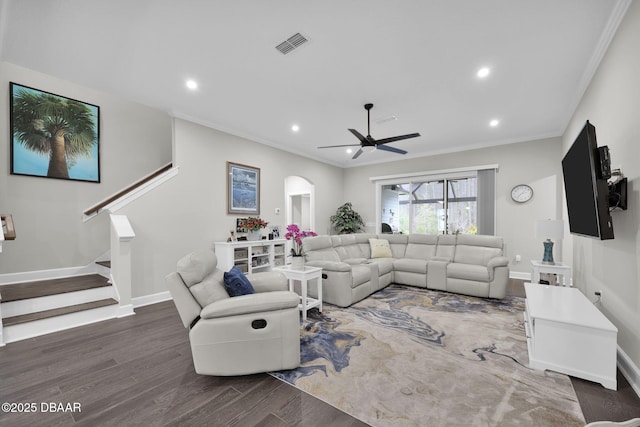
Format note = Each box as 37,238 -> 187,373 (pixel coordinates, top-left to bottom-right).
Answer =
333,235 -> 366,261
303,236 -> 341,263
454,235 -> 504,266
405,234 -> 438,260
393,258 -> 428,274
384,234 -> 408,258
343,258 -> 368,265
223,266 -> 256,296
370,258 -> 394,275
177,249 -> 218,287
369,238 -> 392,258
436,235 -> 457,259
351,265 -> 373,288
454,245 -> 503,266
189,269 -> 230,307
447,263 -> 489,282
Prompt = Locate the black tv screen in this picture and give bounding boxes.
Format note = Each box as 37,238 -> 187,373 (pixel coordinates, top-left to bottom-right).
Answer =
561,121 -> 614,240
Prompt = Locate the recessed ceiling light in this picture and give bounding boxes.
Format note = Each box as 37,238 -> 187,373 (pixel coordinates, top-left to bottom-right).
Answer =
489,119 -> 500,127
291,124 -> 300,132
186,79 -> 198,90
346,148 -> 353,154
477,67 -> 490,78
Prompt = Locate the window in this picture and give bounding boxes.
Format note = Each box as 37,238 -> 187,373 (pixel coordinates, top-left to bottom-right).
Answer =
375,167 -> 496,235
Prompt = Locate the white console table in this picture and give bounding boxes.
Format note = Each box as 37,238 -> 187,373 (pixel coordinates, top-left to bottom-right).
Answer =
530,260 -> 572,286
214,239 -> 286,274
524,283 -> 617,390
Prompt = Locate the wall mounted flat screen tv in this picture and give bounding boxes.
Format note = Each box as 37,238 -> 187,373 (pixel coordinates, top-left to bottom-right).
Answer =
561,120 -> 614,240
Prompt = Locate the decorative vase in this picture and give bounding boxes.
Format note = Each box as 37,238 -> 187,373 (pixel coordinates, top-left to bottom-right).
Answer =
247,230 -> 262,241
291,256 -> 305,270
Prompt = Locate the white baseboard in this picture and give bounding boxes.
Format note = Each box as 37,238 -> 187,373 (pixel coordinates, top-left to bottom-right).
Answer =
0,265 -> 98,285
132,291 -> 172,308
509,271 -> 531,281
618,345 -> 640,399
117,304 -> 135,318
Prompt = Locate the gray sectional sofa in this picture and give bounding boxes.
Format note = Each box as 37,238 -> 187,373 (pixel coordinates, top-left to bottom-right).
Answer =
302,233 -> 509,307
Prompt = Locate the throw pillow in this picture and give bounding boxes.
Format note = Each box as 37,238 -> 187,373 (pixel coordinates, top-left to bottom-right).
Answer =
369,238 -> 393,258
223,266 -> 255,297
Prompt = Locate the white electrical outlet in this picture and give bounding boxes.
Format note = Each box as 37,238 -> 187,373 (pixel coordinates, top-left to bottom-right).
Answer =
275,208 -> 280,214
515,254 -> 521,262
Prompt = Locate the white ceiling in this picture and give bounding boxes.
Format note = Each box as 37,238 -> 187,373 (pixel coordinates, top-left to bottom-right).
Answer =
0,0 -> 629,167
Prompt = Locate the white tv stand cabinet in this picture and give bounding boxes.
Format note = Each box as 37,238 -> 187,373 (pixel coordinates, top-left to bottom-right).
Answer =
524,282 -> 617,390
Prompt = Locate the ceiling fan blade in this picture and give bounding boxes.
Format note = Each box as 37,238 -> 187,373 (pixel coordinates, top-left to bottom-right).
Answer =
348,128 -> 368,143
352,148 -> 364,159
377,144 -> 407,155
375,133 -> 421,145
318,143 -> 361,149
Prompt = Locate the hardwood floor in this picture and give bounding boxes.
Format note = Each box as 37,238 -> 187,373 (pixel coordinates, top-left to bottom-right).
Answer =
0,300 -> 365,427
1,282 -> 638,426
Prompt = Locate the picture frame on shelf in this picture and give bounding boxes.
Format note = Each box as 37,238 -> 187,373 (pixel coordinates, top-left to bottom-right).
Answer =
227,162 -> 260,214
10,82 -> 100,183
272,226 -> 280,239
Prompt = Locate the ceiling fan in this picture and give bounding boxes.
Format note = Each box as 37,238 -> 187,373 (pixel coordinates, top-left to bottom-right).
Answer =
318,103 -> 420,159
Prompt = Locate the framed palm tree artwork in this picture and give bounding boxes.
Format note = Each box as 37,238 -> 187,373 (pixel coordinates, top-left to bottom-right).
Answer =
10,82 -> 100,183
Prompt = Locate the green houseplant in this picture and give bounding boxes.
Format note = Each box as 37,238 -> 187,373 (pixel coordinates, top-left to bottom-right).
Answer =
330,202 -> 365,234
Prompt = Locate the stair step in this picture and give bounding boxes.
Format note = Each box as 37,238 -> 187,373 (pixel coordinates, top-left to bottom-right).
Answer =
96,260 -> 111,268
0,274 -> 110,303
3,298 -> 118,326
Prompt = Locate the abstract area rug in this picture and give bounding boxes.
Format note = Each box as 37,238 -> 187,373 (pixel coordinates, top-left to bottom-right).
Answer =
271,285 -> 585,427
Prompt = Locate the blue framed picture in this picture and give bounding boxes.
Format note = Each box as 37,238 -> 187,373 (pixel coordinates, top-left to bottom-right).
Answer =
10,82 -> 100,183
227,162 -> 260,214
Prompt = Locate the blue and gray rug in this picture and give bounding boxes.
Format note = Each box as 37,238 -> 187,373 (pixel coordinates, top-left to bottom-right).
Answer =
271,285 -> 584,426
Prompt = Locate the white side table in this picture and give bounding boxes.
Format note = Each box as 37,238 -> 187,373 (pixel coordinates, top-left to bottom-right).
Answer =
530,260 -> 572,286
273,265 -> 323,321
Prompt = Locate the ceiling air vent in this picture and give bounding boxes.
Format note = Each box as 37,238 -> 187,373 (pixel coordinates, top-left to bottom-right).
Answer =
275,32 -> 308,55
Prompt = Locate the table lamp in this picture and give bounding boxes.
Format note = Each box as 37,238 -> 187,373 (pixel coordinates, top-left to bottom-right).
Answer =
535,219 -> 564,264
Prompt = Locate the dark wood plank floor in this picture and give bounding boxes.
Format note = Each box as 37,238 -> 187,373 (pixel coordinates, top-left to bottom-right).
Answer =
1,280 -> 638,425
0,300 -> 366,427
0,274 -> 111,302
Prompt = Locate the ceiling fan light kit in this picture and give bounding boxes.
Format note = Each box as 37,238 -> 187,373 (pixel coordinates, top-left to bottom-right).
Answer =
317,103 -> 421,159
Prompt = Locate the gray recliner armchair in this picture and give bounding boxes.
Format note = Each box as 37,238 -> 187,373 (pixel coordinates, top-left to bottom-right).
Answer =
166,249 -> 301,376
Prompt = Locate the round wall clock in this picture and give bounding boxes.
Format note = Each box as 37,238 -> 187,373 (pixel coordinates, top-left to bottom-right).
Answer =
511,184 -> 533,203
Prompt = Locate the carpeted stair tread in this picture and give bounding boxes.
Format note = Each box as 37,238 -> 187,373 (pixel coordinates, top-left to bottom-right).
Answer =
3,298 -> 118,326
0,274 -> 111,302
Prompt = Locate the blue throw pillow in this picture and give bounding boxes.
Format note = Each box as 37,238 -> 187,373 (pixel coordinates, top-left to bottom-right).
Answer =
223,266 -> 255,297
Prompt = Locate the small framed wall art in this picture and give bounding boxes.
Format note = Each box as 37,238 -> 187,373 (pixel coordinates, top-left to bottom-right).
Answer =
10,82 -> 100,183
227,162 -> 260,214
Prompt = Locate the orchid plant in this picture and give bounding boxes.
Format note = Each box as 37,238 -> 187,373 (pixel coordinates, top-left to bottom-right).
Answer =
238,217 -> 269,231
285,224 -> 317,257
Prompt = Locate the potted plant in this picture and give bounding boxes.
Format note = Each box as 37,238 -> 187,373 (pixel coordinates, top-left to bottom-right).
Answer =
330,202 -> 365,234
285,224 -> 317,269
238,217 -> 269,240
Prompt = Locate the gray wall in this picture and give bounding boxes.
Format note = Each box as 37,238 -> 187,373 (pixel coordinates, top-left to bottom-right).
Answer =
562,1 -> 640,372
342,137 -> 564,275
119,118 -> 344,297
0,62 -> 173,273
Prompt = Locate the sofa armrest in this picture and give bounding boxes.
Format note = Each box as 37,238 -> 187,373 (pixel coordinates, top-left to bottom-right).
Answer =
305,260 -> 352,272
487,256 -> 509,269
247,271 -> 288,293
200,291 -> 299,319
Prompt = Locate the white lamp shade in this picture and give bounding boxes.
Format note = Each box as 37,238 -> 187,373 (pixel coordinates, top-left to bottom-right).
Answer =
535,219 -> 564,240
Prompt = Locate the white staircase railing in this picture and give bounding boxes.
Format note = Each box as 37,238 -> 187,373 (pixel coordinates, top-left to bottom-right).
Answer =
110,214 -> 136,317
